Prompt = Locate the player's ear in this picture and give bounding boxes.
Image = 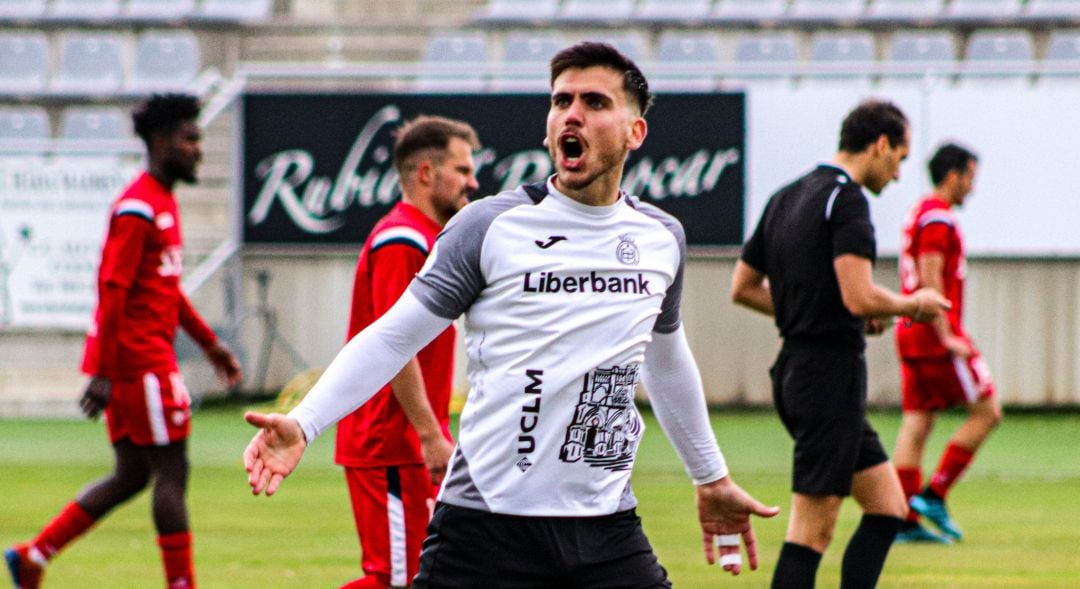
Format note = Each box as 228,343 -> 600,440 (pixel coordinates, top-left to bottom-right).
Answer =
416,160 -> 435,185
627,116 -> 647,151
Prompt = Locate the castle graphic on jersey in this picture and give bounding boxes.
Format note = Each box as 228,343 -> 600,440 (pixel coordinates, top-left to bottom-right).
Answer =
559,365 -> 642,471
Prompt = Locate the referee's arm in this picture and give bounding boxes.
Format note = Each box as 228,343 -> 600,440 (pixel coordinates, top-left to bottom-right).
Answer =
731,260 -> 774,316
834,254 -> 947,322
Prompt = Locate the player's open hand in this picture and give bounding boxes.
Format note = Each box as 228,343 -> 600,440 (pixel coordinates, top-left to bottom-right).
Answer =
79,375 -> 112,420
696,476 -> 780,575
205,341 -> 243,387
243,411 -> 306,496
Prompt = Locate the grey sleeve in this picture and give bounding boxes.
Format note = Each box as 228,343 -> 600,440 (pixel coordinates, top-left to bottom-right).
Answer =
408,190 -> 531,319
633,199 -> 686,334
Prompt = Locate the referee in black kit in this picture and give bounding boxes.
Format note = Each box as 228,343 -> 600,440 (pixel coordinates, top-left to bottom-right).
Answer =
730,100 -> 949,589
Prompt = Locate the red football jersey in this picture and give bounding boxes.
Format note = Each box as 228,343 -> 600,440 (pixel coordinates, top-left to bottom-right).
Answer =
82,172 -> 216,379
335,202 -> 456,468
896,195 -> 967,359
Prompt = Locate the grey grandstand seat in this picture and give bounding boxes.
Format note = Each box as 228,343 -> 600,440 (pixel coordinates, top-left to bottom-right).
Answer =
0,106 -> 50,146
1038,30 -> 1080,86
416,33 -> 489,92
492,32 -> 564,93
198,0 -> 271,22
634,0 -> 714,22
804,31 -> 876,88
0,32 -> 49,94
53,33 -> 125,94
1022,0 -> 1080,18
789,0 -> 868,20
558,0 -> 636,22
729,32 -> 800,88
712,0 -> 790,21
881,30 -> 956,87
59,106 -> 129,141
960,29 -> 1034,87
585,32 -> 648,62
48,0 -> 120,19
0,0 -> 46,18
475,0 -> 559,22
865,0 -> 943,19
648,32 -> 722,92
129,31 -> 201,92
944,0 -> 1022,19
124,0 -> 196,20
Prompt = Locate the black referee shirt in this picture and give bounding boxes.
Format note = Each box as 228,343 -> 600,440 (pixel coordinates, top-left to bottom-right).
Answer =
741,164 -> 877,350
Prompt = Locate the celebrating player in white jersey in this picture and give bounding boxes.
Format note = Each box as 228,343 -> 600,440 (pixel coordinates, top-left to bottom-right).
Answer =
243,41 -> 778,588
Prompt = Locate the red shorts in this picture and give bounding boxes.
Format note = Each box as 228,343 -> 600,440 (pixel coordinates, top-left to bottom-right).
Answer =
343,465 -> 438,587
104,372 -> 191,446
901,354 -> 995,412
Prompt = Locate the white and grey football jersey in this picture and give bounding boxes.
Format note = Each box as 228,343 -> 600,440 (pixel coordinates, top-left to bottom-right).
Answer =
408,178 -> 687,517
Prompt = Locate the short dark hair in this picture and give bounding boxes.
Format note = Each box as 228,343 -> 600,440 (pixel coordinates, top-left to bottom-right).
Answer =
392,115 -> 480,176
928,143 -> 978,186
550,42 -> 654,116
838,100 -> 909,154
132,93 -> 201,149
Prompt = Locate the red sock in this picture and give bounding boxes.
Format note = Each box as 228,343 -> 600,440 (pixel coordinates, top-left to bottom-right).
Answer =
158,531 -> 195,589
929,443 -> 976,498
31,502 -> 96,561
339,575 -> 389,589
895,466 -> 922,523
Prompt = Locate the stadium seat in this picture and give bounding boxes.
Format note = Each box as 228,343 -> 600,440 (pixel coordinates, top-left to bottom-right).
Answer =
558,0 -> 636,22
491,32 -> 564,93
48,0 -> 120,19
128,31 -> 201,92
0,32 -> 49,94
865,0 -> 943,19
881,30 -> 957,88
123,0 -> 196,20
1022,0 -> 1080,18
728,32 -> 800,88
198,0 -> 272,22
0,106 -> 50,148
804,31 -> 876,88
788,0 -> 868,20
648,32 -> 722,92
416,33 -> 489,92
53,33 -> 126,95
633,0 -> 714,22
943,0 -> 1022,19
0,0 -> 46,18
59,106 -> 130,141
584,32 -> 649,62
959,29 -> 1034,88
474,0 -> 559,22
712,0 -> 790,22
1038,30 -> 1080,86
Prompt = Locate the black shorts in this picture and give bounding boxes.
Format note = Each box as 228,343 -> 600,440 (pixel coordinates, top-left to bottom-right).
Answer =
770,342 -> 889,497
413,503 -> 671,589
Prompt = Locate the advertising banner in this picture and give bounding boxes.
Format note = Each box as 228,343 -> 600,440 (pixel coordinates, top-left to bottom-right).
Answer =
0,156 -> 140,329
242,92 -> 745,246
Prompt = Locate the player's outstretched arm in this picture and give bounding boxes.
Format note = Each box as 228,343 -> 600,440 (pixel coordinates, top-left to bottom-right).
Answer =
697,476 -> 781,575
243,411 -> 306,496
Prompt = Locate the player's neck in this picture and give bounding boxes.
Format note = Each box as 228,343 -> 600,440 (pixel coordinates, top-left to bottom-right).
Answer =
553,174 -> 622,207
147,166 -> 176,192
832,152 -> 871,187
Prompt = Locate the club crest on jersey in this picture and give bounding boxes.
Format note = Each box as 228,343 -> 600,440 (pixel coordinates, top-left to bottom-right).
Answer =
615,234 -> 640,266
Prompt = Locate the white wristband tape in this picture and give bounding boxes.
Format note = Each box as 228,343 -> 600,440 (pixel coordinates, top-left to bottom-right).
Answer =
715,534 -> 740,547
720,553 -> 743,568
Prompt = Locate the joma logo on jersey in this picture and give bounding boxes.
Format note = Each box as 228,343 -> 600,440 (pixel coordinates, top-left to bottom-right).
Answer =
517,369 -> 543,463
523,271 -> 650,295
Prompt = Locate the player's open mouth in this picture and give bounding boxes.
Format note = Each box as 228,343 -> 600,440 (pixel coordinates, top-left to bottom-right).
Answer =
560,135 -> 584,166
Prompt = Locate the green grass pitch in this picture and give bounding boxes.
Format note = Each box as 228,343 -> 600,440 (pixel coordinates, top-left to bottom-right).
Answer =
3,406 -> 1079,588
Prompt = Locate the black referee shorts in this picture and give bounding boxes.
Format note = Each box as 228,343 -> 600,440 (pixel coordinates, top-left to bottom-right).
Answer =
413,502 -> 671,589
770,342 -> 889,497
